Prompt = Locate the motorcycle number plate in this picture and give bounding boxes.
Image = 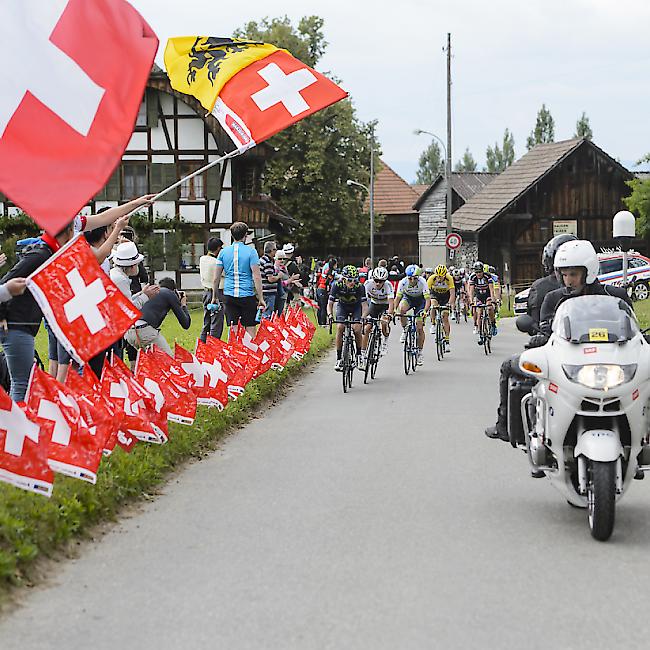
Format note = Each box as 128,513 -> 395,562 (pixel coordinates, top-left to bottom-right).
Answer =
588,328 -> 608,342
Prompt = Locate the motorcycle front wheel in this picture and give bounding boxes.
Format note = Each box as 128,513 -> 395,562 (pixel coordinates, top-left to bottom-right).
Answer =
587,460 -> 616,541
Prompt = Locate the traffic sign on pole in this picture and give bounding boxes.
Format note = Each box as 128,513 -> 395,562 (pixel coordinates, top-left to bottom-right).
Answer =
445,233 -> 462,250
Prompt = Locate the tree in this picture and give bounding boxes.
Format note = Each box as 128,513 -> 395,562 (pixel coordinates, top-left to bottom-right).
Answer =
623,177 -> 650,238
234,17 -> 377,251
526,104 -> 555,150
484,128 -> 515,173
415,141 -> 444,184
454,148 -> 477,172
574,112 -> 593,140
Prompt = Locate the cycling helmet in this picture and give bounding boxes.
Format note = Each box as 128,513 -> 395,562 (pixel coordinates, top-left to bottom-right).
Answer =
371,266 -> 388,281
472,261 -> 484,273
341,264 -> 359,280
452,268 -> 462,279
488,266 -> 496,275
541,234 -> 578,274
405,264 -> 419,277
554,240 -> 598,291
435,264 -> 448,277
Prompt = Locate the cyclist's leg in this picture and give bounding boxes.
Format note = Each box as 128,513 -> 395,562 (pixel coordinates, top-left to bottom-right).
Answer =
335,303 -> 347,359
415,302 -> 426,349
429,298 -> 439,334
352,304 -> 363,353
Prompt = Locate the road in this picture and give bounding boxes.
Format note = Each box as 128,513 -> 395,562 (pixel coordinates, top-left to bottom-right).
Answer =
3,317 -> 650,649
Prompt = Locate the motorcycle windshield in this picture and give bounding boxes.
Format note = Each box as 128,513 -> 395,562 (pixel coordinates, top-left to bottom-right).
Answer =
552,295 -> 638,343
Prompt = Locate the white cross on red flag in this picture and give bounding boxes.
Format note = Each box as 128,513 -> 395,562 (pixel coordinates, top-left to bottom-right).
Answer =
27,235 -> 141,364
0,0 -> 158,236
27,367 -> 104,483
211,50 -> 348,152
0,386 -> 53,497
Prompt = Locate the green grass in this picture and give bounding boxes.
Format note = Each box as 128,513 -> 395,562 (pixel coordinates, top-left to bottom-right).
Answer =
0,306 -> 331,604
634,299 -> 650,328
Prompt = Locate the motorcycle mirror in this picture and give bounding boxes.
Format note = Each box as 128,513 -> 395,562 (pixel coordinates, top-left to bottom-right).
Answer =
516,314 -> 536,335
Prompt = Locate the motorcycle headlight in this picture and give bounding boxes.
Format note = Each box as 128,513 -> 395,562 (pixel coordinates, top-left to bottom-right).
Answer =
562,364 -> 637,390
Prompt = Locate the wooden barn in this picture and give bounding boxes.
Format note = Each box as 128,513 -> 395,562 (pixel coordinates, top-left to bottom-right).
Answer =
413,172 -> 496,267
451,138 -> 639,289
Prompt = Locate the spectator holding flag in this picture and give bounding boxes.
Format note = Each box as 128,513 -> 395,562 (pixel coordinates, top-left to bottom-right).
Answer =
199,236 -> 224,342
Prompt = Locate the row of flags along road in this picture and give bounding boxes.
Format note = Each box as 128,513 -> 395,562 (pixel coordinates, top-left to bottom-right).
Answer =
0,309 -> 317,497
0,3 -> 346,496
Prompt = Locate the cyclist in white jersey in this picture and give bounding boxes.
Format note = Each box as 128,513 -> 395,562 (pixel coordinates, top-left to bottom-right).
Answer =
395,264 -> 431,365
360,267 -> 394,364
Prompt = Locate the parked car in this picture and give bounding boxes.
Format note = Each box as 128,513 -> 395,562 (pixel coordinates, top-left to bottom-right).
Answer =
514,251 -> 650,314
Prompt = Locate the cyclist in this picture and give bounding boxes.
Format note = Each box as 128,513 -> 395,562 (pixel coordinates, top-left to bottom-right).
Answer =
427,264 -> 455,353
423,267 -> 434,281
327,265 -> 366,372
396,264 -> 431,366
451,268 -> 466,320
468,261 -> 496,344
360,266 -> 395,366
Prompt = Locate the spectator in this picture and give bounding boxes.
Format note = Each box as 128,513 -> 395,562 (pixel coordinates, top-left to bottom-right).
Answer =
0,220 -> 77,401
274,249 -> 290,315
0,278 -> 26,303
125,277 -> 190,356
358,256 -> 372,283
316,257 -> 337,325
118,226 -> 149,295
199,237 -> 224,342
110,241 -> 159,311
282,243 -> 302,307
260,241 -> 280,318
212,222 -> 265,337
378,258 -> 388,268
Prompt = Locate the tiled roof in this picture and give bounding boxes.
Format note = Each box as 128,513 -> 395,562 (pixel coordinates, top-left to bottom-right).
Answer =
452,138 -> 627,232
411,184 -> 429,197
364,160 -> 419,215
412,172 -> 497,210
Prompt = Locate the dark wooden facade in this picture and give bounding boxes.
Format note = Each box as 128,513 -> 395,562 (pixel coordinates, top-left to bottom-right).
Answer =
476,142 -> 638,288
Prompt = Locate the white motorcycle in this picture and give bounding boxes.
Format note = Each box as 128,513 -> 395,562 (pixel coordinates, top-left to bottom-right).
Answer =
514,294 -> 650,541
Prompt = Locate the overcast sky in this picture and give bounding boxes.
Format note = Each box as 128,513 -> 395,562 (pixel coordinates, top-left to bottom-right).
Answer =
130,0 -> 650,183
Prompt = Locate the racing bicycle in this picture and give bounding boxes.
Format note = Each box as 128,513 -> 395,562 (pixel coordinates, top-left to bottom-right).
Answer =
394,312 -> 422,375
330,314 -> 362,393
474,301 -> 493,355
431,304 -> 449,361
363,316 -> 384,383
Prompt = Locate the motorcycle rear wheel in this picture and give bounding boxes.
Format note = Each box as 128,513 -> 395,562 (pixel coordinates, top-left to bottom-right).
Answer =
587,460 -> 616,541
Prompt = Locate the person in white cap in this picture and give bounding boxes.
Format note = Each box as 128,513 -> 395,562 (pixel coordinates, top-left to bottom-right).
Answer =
281,243 -> 302,309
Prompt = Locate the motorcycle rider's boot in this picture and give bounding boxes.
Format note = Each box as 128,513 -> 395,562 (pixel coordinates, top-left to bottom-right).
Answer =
485,417 -> 508,442
531,469 -> 545,478
634,469 -> 645,480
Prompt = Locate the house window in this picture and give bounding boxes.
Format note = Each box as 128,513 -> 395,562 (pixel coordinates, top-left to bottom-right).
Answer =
179,162 -> 205,200
123,163 -> 147,199
136,96 -> 147,127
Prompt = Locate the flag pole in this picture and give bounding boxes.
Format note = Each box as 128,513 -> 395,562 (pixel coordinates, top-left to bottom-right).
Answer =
149,149 -> 243,203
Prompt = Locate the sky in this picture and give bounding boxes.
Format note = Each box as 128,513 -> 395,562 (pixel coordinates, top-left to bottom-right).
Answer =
130,0 -> 650,183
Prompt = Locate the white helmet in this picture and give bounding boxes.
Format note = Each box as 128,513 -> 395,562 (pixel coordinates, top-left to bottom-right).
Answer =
371,266 -> 389,281
554,240 -> 598,284
282,243 -> 295,255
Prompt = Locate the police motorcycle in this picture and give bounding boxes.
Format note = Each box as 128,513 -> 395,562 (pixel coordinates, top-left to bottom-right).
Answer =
515,295 -> 650,541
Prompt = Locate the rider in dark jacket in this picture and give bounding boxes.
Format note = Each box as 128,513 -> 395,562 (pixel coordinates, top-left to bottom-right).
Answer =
485,234 -> 577,441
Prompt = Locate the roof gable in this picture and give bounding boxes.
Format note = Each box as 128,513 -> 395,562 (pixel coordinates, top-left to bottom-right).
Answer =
412,172 -> 497,210
365,160 -> 420,215
452,139 -> 631,232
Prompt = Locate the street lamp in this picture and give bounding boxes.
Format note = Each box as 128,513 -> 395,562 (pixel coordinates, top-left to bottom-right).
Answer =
414,128 -> 452,265
347,178 -> 374,267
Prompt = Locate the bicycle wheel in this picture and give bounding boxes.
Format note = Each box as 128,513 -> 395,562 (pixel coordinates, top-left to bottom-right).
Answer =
370,334 -> 380,379
436,317 -> 444,361
348,337 -> 356,387
410,327 -> 418,372
403,333 -> 410,375
342,337 -> 350,392
364,330 -> 375,384
482,317 -> 491,355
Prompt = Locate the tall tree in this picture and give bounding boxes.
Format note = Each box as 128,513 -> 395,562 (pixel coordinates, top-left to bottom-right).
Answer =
574,112 -> 593,140
526,104 -> 555,150
623,176 -> 650,238
454,148 -> 477,172
484,128 -> 515,173
234,17 -> 377,251
415,141 -> 444,184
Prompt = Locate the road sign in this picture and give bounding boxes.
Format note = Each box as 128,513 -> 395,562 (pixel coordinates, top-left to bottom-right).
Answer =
445,233 -> 462,250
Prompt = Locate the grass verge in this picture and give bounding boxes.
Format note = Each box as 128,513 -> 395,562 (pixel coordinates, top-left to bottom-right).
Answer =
0,310 -> 332,606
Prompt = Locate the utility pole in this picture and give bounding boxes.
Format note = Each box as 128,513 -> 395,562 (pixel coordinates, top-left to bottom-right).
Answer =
445,32 -> 453,266
369,123 -> 375,268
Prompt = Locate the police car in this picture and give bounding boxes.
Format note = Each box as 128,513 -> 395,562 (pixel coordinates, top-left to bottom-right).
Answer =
514,251 -> 650,314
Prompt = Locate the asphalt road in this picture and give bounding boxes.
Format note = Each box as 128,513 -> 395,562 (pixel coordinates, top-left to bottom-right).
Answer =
3,317 -> 650,649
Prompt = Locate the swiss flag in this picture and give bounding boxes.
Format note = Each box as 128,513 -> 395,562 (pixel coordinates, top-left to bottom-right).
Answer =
0,0 -> 158,236
135,349 -> 196,426
174,344 -> 218,408
203,337 -> 247,398
27,367 -> 104,484
0,386 -> 53,497
27,235 -> 141,364
212,49 -> 348,152
194,341 -> 230,409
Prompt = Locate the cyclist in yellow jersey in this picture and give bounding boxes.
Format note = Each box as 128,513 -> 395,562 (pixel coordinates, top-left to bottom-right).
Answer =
427,264 -> 455,352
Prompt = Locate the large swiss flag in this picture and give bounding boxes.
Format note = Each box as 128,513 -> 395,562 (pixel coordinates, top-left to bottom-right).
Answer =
0,0 -> 158,236
212,49 -> 348,152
